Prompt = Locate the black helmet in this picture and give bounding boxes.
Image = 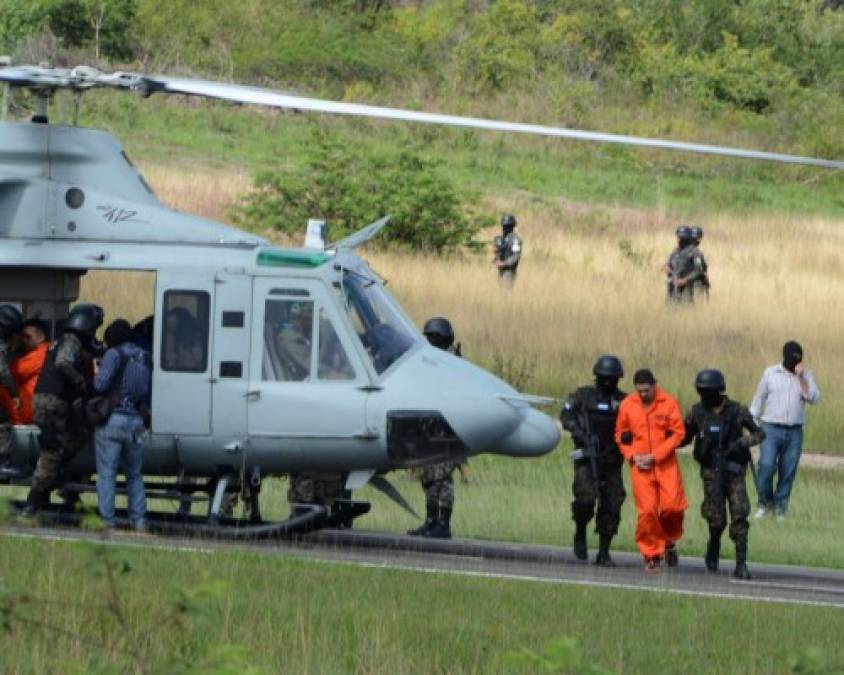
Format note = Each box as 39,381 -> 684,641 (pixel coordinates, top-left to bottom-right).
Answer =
423,316 -> 455,350
690,225 -> 703,242
675,224 -> 692,240
501,214 -> 517,230
593,354 -> 623,378
694,369 -> 726,392
0,304 -> 23,338
64,303 -> 104,340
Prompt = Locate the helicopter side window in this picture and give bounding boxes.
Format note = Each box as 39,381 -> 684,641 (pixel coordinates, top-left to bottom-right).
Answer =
263,299 -> 314,382
161,290 -> 210,373
317,308 -> 354,381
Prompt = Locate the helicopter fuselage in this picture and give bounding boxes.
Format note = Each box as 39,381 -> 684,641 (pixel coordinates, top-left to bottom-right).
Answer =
0,121 -> 560,482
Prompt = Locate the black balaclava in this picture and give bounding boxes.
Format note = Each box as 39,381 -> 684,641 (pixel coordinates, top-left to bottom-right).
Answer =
104,319 -> 133,349
698,389 -> 723,409
595,376 -> 619,396
782,340 -> 803,373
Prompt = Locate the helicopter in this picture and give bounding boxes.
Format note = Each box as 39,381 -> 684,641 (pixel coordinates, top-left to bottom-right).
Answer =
0,63 -> 841,536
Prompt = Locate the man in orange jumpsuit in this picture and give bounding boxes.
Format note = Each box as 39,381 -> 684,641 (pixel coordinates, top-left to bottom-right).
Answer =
0,318 -> 51,425
615,369 -> 688,572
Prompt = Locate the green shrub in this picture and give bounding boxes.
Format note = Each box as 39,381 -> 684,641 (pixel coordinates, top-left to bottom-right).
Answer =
233,125 -> 481,252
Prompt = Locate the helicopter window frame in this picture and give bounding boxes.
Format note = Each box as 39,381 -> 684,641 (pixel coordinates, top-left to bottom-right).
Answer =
262,297 -> 316,383
160,289 -> 211,374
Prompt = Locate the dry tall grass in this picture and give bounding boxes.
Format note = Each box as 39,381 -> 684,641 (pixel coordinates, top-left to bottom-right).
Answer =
80,163 -> 843,450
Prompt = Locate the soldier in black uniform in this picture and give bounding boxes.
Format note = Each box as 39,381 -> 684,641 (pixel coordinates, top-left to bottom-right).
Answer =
493,214 -> 522,286
560,355 -> 627,566
682,369 -> 764,580
0,305 -> 23,479
408,317 -> 466,538
23,303 -> 103,517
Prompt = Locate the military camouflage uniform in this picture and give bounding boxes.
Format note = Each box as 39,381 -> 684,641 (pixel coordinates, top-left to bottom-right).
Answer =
667,244 -> 706,302
287,473 -> 347,507
494,231 -> 522,284
27,333 -> 88,507
560,385 -> 627,537
683,399 -> 764,547
418,461 -> 458,511
0,337 -> 19,465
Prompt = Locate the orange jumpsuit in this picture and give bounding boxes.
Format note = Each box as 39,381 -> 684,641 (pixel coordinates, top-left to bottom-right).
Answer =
0,342 -> 49,424
614,386 -> 688,559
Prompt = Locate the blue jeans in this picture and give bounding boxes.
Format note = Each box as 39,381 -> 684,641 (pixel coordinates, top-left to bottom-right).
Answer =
94,412 -> 146,527
757,423 -> 803,513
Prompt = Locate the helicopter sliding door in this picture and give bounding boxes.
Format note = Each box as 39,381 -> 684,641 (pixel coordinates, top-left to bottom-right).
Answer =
247,277 -> 371,470
152,272 -> 214,435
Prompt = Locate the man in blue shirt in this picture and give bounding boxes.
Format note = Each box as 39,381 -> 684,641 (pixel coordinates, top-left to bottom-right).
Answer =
93,319 -> 151,531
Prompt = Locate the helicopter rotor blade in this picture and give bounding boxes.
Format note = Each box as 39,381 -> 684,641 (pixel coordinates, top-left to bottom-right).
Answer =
369,474 -> 419,519
141,75 -> 844,170
2,64 -> 842,170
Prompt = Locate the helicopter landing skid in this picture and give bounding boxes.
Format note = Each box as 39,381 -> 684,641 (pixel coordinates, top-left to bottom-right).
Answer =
5,498 -> 371,540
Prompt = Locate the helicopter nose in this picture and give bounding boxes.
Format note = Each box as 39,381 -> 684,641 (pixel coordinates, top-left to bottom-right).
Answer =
380,346 -> 560,459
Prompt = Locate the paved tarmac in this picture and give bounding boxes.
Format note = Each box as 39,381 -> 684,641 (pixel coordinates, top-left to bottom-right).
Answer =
2,524 -> 842,609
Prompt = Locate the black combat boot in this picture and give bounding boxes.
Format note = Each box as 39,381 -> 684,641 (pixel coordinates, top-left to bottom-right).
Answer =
20,489 -> 46,519
594,534 -> 615,567
733,542 -> 751,580
408,503 -> 437,536
428,507 -> 452,539
705,528 -> 722,573
573,523 -> 588,561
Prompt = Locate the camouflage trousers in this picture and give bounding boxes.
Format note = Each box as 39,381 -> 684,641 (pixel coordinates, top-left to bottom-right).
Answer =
29,394 -> 87,500
287,473 -> 347,506
419,461 -> 457,510
700,466 -> 750,545
0,421 -> 11,463
571,460 -> 626,537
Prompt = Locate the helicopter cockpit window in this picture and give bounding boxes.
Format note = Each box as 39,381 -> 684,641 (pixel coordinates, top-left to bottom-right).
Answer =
341,271 -> 419,374
317,308 -> 355,381
161,290 -> 210,372
263,299 -> 315,382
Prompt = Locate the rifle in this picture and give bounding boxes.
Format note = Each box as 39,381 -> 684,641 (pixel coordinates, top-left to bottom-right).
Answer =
580,405 -> 602,488
493,235 -> 507,263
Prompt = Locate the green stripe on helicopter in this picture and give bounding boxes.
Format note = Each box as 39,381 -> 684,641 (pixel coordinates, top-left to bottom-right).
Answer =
257,248 -> 330,268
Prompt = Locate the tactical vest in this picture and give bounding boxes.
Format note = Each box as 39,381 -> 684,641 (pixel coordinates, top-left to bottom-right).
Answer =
35,336 -> 81,401
690,400 -> 746,468
580,387 -> 626,458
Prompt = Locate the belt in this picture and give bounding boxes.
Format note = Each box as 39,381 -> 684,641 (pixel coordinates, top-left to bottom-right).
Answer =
764,422 -> 803,430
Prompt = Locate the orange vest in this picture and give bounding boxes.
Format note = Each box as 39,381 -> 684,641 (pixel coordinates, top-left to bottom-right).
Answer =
0,342 -> 49,424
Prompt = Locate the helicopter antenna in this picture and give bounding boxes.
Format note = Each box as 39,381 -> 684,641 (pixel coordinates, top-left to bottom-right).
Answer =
1,64 -> 843,170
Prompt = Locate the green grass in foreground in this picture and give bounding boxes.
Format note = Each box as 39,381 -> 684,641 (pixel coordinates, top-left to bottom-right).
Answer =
0,536 -> 842,674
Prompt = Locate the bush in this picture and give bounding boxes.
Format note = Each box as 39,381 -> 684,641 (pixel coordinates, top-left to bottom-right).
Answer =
233,125 -> 481,252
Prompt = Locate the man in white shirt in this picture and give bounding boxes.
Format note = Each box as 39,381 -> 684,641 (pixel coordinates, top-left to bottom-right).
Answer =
749,341 -> 821,519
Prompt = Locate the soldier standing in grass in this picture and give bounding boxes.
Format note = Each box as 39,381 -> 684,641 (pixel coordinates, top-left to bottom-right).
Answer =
22,304 -> 103,517
560,355 -> 627,566
407,317 -> 470,539
615,369 -> 687,572
662,225 -> 705,302
493,214 -> 522,286
682,370 -> 764,580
